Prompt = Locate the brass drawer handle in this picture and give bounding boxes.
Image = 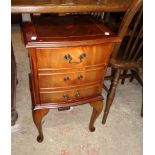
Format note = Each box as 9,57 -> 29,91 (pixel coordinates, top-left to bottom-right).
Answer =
77,75 -> 83,80
63,94 -> 69,100
75,91 -> 80,98
64,53 -> 86,64
64,76 -> 70,81
79,53 -> 86,60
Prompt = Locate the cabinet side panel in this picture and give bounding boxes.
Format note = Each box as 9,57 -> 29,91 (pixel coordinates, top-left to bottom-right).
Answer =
28,48 -> 40,107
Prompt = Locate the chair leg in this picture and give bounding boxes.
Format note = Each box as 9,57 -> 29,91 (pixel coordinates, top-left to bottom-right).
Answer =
141,88 -> 143,117
141,102 -> 143,117
102,69 -> 121,124
121,70 -> 128,84
131,70 -> 143,86
111,68 -> 115,78
129,71 -> 135,82
103,83 -> 109,93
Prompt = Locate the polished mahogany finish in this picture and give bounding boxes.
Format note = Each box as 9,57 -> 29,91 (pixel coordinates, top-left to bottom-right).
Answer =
23,15 -> 119,142
12,0 -> 132,13
22,15 -> 120,48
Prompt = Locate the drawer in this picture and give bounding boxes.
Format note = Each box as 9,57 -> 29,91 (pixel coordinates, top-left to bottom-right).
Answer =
39,84 -> 102,104
36,44 -> 112,69
38,67 -> 105,89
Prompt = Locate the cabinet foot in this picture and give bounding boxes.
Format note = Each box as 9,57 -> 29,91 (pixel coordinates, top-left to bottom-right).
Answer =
37,135 -> 44,143
33,109 -> 49,142
89,100 -> 103,132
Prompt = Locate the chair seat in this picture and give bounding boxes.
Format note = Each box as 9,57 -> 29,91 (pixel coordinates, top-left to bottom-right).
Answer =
110,58 -> 142,74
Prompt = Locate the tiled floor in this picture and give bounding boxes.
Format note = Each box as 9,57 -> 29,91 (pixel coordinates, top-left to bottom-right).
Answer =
11,24 -> 143,155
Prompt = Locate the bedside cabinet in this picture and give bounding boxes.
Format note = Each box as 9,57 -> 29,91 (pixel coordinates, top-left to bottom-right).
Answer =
22,15 -> 120,142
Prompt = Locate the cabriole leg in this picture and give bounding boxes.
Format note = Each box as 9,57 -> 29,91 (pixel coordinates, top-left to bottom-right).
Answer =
89,100 -> 103,132
32,109 -> 49,142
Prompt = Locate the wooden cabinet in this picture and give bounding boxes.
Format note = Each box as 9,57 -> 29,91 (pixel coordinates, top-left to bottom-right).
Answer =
22,15 -> 120,142
35,44 -> 112,68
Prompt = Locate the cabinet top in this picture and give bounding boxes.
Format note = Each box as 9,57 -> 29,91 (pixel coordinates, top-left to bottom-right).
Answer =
12,0 -> 132,13
22,15 -> 120,48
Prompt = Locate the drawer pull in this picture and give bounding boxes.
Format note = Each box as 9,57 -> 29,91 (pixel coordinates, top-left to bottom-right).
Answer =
75,91 -> 80,98
63,94 -> 69,100
64,76 -> 70,81
77,75 -> 83,80
79,53 -> 86,60
64,53 -> 86,64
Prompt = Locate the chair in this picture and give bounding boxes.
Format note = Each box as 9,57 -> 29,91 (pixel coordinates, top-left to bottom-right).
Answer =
102,0 -> 143,124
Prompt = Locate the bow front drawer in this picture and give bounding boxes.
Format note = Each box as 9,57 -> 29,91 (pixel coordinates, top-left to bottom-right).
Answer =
39,84 -> 102,104
38,67 -> 106,89
36,44 -> 113,69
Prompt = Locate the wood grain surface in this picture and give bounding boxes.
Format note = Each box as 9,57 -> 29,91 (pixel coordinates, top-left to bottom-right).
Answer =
12,0 -> 132,13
